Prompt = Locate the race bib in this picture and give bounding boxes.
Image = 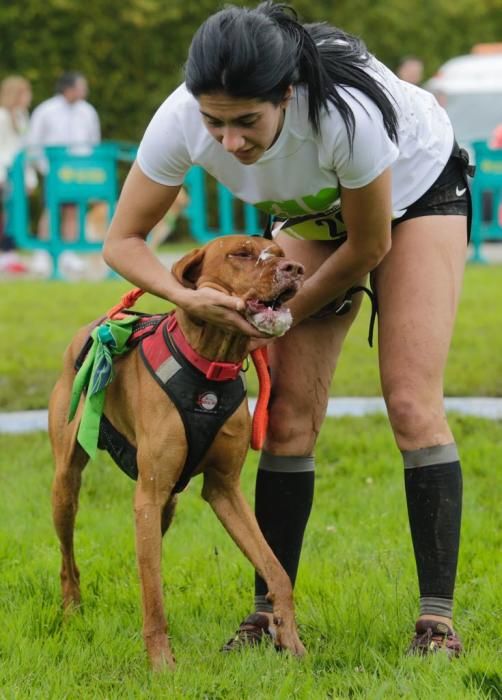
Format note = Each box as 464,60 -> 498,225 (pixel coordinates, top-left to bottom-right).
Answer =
275,201 -> 347,241
255,188 -> 346,241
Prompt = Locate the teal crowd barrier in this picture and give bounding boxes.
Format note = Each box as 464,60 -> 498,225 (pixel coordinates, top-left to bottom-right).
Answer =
5,141 -> 137,278
8,138 -> 501,277
183,167 -> 262,242
4,140 -> 263,278
470,140 -> 502,263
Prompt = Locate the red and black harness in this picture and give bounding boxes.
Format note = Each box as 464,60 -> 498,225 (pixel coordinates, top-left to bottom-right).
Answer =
77,311 -> 247,493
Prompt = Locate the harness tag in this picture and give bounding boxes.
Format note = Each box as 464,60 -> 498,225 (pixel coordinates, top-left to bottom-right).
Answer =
206,360 -> 241,381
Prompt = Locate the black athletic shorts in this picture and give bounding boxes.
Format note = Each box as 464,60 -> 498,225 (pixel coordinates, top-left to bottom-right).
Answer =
309,141 -> 474,328
392,141 -> 473,241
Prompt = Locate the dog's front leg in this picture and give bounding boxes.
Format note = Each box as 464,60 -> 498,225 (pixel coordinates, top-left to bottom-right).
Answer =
202,473 -> 306,656
134,477 -> 175,670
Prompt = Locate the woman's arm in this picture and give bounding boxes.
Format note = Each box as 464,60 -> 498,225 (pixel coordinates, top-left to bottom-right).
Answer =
103,162 -> 183,298
287,168 -> 393,323
103,163 -> 264,335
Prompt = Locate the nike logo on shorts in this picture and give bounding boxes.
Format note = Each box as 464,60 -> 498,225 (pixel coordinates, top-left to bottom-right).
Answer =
456,185 -> 467,197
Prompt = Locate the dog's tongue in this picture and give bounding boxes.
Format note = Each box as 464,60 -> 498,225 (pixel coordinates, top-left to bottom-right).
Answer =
246,299 -> 268,314
245,303 -> 293,337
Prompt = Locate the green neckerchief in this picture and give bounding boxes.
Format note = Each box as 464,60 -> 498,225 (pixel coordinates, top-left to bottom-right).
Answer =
68,315 -> 140,458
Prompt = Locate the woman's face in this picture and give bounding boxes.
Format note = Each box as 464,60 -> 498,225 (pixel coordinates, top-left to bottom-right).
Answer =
17,84 -> 32,110
198,89 -> 292,165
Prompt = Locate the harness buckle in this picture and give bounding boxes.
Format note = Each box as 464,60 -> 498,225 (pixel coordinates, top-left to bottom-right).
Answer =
334,298 -> 353,316
206,360 -> 241,381
335,285 -> 378,347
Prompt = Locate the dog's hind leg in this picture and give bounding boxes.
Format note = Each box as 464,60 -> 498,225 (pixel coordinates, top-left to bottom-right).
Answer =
49,378 -> 89,611
202,472 -> 306,657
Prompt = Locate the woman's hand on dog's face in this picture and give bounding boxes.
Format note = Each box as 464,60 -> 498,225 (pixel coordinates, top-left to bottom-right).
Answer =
178,287 -> 268,337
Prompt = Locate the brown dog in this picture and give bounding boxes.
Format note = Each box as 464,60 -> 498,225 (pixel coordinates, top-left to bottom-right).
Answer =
49,234 -> 305,669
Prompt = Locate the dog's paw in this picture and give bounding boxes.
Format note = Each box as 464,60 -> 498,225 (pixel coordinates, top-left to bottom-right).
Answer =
272,615 -> 307,657
275,629 -> 307,657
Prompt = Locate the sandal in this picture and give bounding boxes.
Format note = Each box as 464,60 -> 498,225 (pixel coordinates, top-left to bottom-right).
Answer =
407,618 -> 463,658
221,612 -> 274,652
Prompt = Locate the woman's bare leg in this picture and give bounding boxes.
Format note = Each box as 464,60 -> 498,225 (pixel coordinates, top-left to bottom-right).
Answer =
252,234 -> 363,616
374,214 -> 467,635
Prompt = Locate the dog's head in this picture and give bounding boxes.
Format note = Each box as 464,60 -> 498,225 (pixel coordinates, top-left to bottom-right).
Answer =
172,235 -> 304,336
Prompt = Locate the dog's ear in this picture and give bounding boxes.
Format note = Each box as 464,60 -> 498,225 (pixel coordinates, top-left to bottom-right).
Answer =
171,248 -> 206,289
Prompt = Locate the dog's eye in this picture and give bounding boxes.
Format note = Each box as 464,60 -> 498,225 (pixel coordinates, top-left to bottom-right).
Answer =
229,251 -> 254,259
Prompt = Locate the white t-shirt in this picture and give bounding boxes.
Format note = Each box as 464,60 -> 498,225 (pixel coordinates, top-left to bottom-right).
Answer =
137,57 -> 454,241
0,108 -> 28,184
28,95 -> 101,148
0,107 -> 37,189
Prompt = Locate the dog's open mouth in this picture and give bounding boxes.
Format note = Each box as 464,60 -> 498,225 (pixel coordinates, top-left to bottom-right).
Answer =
244,288 -> 296,336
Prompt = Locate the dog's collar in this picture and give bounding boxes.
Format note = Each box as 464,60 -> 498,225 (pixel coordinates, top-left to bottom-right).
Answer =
166,314 -> 243,382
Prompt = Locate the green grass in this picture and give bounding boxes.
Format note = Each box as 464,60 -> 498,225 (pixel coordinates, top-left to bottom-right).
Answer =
0,415 -> 500,698
0,263 -> 501,697
1,265 -> 502,410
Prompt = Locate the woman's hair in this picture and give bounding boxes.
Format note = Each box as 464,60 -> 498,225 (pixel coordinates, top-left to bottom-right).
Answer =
0,75 -> 31,111
185,1 -> 398,149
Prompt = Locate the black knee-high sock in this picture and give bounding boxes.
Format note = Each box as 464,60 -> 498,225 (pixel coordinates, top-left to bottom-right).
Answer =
254,453 -> 315,612
403,444 -> 462,619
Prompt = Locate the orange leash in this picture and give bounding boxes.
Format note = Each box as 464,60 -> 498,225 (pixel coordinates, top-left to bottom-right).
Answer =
250,346 -> 270,450
106,287 -> 145,319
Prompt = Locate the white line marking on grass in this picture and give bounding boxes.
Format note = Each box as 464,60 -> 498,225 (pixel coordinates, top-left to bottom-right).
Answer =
0,410 -> 49,433
1,398 -> 502,434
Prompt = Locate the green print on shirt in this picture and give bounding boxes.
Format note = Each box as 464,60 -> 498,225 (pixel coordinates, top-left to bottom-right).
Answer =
254,186 -> 346,240
255,187 -> 339,217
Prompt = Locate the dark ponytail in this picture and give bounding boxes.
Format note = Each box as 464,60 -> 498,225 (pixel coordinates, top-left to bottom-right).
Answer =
185,1 -> 398,149
300,21 -> 398,146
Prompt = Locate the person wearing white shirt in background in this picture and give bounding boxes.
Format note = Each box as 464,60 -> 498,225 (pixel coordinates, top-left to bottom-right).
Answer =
0,75 -> 36,274
29,72 -> 100,150
28,72 -> 101,276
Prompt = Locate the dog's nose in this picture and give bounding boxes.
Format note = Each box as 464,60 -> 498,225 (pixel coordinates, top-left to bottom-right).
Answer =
277,260 -> 305,277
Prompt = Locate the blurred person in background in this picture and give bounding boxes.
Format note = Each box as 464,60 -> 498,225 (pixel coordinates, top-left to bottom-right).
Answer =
28,71 -> 101,275
489,124 -> 502,225
490,123 -> 502,149
0,75 -> 36,273
396,55 -> 424,86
